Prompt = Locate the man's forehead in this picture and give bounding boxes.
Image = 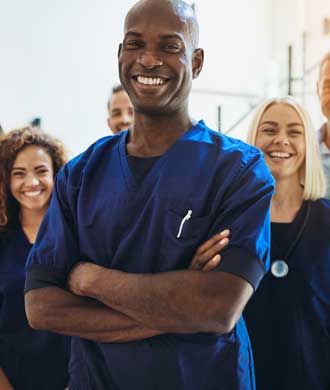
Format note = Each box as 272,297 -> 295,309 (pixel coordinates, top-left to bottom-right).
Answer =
110,91 -> 132,108
319,56 -> 330,79
124,29 -> 186,43
125,9 -> 186,33
321,59 -> 330,71
124,0 -> 198,47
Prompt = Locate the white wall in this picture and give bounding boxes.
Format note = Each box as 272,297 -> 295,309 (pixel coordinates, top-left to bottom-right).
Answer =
0,0 -> 270,155
191,0 -> 270,139
268,0 -> 330,129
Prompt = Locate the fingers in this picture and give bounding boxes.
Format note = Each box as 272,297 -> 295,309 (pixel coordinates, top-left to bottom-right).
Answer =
196,229 -> 230,255
189,229 -> 230,270
200,236 -> 229,263
202,254 -> 221,271
191,237 -> 228,270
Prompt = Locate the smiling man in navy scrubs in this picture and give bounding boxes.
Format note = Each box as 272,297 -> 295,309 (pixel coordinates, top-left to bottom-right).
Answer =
24,1 -> 274,389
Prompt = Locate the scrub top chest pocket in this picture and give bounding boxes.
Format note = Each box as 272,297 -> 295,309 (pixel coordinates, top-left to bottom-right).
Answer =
160,208 -> 211,270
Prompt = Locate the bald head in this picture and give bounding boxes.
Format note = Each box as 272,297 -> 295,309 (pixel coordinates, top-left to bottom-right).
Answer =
318,51 -> 330,119
125,0 -> 199,50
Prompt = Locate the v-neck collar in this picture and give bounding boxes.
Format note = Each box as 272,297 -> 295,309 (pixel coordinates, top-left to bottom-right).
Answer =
118,120 -> 206,192
18,224 -> 34,247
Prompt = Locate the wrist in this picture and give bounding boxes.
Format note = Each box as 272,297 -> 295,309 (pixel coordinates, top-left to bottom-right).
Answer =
83,264 -> 105,297
85,266 -> 123,300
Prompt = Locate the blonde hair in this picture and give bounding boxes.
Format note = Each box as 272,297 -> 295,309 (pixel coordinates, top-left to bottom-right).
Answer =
246,96 -> 326,200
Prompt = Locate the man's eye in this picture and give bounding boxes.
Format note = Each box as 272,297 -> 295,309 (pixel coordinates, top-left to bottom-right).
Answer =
164,44 -> 180,52
111,111 -> 121,118
124,41 -> 142,49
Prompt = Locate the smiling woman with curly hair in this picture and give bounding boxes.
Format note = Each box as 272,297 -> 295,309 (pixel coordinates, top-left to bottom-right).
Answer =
0,127 -> 70,390
0,127 -> 67,231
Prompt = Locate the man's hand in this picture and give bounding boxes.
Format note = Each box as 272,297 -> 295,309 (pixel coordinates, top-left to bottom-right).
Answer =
68,229 -> 230,296
189,229 -> 230,271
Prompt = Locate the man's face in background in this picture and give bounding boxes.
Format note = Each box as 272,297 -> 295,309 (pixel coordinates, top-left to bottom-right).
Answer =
318,57 -> 330,120
107,89 -> 134,134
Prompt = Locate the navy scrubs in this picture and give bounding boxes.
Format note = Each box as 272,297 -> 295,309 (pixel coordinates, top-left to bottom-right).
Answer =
25,120 -> 274,390
244,199 -> 330,390
0,226 -> 70,390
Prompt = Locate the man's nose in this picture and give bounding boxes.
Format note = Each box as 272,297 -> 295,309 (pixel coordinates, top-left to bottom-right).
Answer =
137,51 -> 163,69
120,118 -> 131,126
121,113 -> 132,125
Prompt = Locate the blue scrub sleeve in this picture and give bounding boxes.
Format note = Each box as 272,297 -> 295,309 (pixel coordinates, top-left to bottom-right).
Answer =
25,165 -> 80,293
212,151 -> 274,291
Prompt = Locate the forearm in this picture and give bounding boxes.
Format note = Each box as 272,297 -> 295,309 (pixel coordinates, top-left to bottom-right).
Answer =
25,286 -> 162,342
83,269 -> 250,333
0,368 -> 13,390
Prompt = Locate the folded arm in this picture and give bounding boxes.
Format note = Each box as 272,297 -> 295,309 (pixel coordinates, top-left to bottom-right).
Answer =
25,286 -> 161,343
68,262 -> 252,334
26,231 -> 229,341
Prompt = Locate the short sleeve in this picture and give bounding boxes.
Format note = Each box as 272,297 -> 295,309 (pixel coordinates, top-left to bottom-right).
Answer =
212,149 -> 274,291
25,165 -> 80,292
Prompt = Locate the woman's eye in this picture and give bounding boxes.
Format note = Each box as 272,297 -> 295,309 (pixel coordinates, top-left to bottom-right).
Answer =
37,169 -> 48,175
263,128 -> 276,134
289,130 -> 302,136
12,171 -> 24,177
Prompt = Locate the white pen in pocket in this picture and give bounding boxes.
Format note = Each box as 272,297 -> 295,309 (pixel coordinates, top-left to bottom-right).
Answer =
177,210 -> 192,239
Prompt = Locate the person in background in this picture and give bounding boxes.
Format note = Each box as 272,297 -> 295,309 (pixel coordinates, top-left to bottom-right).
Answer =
0,128 -> 70,390
107,84 -> 134,134
244,96 -> 330,390
317,51 -> 330,198
0,124 -> 3,134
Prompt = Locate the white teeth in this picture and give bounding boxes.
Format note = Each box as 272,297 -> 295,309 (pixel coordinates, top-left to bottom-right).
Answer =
137,76 -> 165,85
24,190 -> 43,197
269,152 -> 290,158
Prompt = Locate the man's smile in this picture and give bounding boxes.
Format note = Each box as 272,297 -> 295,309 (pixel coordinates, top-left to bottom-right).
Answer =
131,74 -> 171,90
136,76 -> 166,85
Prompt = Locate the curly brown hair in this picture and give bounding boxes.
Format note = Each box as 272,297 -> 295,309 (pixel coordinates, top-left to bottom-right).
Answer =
0,127 -> 68,231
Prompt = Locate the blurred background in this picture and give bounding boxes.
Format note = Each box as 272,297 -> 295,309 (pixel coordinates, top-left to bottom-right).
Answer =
0,0 -> 329,156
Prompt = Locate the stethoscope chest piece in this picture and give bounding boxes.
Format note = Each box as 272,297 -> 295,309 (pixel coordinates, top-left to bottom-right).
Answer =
270,202 -> 312,279
271,260 -> 289,278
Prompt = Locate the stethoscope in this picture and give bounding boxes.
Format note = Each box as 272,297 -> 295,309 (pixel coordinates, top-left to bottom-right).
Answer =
271,202 -> 311,278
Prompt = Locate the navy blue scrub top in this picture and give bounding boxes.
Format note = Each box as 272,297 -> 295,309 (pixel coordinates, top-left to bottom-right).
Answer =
0,225 -> 70,390
244,199 -> 330,390
25,120 -> 274,390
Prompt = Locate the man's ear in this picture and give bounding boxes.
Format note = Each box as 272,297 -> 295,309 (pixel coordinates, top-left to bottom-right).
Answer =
316,80 -> 321,99
192,48 -> 204,79
107,117 -> 112,131
118,43 -> 123,58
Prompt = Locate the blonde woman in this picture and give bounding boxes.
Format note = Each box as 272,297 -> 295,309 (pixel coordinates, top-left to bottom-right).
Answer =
244,97 -> 330,390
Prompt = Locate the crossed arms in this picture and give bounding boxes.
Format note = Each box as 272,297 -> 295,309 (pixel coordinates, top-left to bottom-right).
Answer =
25,229 -> 253,343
